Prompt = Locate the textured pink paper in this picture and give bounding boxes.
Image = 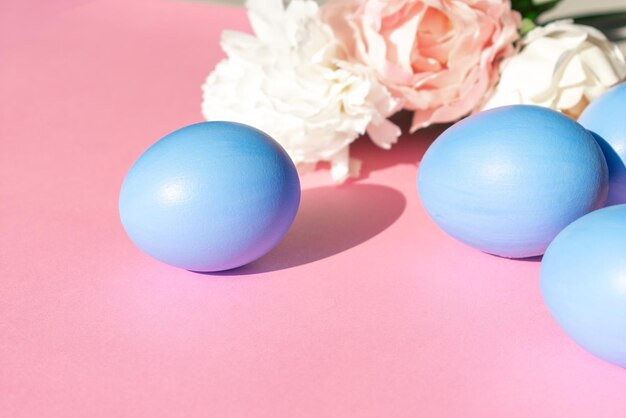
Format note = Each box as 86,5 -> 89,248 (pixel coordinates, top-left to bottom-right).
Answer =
1,1 -> 626,417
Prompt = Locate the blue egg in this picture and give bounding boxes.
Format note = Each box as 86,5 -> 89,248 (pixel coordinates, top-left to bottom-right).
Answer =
417,105 -> 608,258
119,122 -> 301,272
541,205 -> 626,367
579,84 -> 626,206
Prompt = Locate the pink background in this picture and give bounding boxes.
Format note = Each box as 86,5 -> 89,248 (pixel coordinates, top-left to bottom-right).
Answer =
2,1 -> 626,416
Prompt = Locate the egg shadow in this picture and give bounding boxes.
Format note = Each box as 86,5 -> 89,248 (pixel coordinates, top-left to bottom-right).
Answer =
503,254 -> 543,263
518,255 -> 543,263
205,184 -> 406,275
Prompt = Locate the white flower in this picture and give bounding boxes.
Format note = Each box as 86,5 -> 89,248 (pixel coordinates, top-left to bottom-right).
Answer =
483,20 -> 626,118
201,0 -> 400,183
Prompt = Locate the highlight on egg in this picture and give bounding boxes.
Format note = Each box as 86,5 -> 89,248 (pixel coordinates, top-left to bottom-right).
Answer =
119,121 -> 301,272
417,105 -> 608,258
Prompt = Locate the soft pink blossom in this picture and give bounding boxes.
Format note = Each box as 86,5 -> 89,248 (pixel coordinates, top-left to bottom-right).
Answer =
322,0 -> 521,131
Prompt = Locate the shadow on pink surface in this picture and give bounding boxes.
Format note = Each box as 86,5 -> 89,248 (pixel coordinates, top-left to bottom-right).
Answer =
351,113 -> 448,182
516,255 -> 543,262
203,113 -> 443,275
206,184 -> 406,275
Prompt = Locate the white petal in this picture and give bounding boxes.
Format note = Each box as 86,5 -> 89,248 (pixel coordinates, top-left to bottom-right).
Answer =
558,54 -> 586,88
579,45 -> 622,87
484,20 -> 626,117
556,86 -> 584,110
246,0 -> 286,41
329,147 -> 361,184
482,87 -> 523,109
367,118 -> 401,149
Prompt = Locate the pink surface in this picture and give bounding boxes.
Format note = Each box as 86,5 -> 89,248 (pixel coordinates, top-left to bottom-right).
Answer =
1,1 -> 625,416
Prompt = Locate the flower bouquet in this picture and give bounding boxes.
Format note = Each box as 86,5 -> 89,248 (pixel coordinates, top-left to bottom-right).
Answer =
201,0 -> 626,183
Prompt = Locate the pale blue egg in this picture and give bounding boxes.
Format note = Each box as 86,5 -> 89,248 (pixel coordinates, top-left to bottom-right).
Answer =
541,205 -> 626,367
417,105 -> 608,258
119,122 -> 300,272
579,83 -> 626,205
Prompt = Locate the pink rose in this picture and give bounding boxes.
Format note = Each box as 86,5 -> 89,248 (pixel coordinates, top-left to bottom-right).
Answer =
322,0 -> 521,131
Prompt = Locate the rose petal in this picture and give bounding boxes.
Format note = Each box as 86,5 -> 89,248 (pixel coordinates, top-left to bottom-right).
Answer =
481,20 -> 626,116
